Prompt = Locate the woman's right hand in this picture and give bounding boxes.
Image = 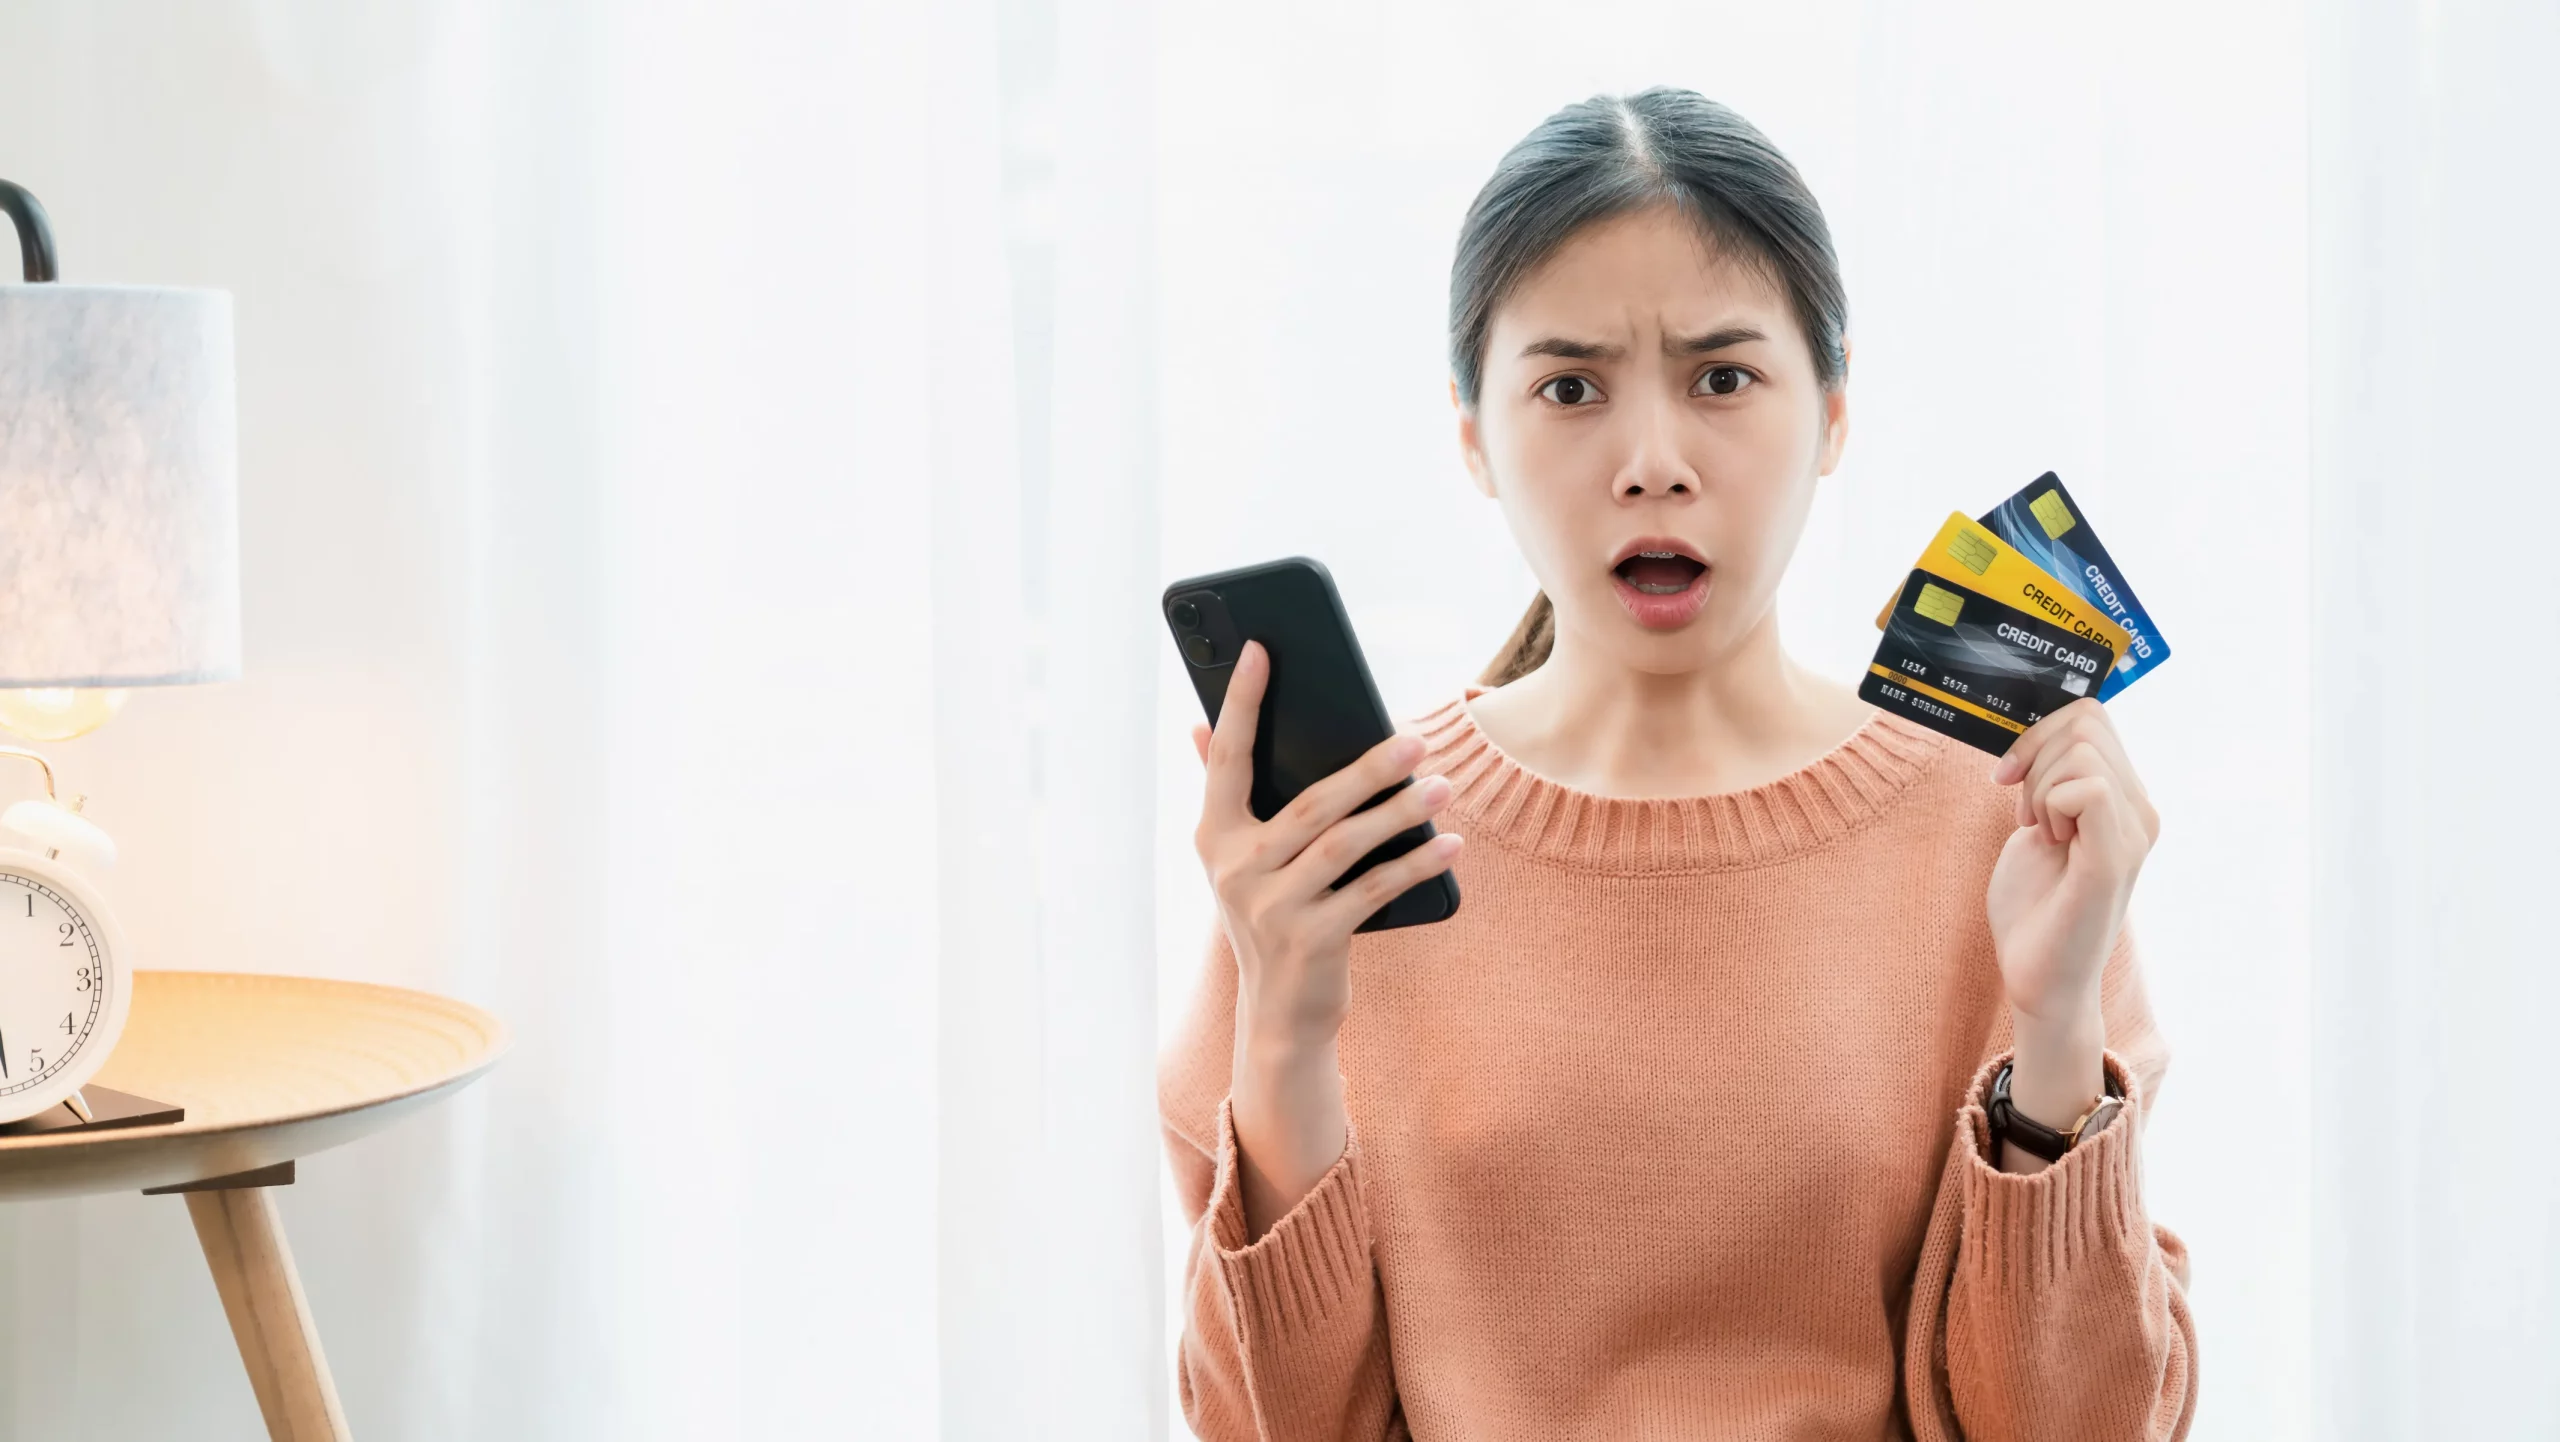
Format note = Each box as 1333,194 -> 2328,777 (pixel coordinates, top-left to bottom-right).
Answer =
1191,639 -> 1462,1234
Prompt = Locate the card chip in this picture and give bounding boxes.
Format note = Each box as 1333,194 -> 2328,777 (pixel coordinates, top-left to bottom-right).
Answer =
1914,582 -> 1965,626
1944,528 -> 1997,575
2030,489 -> 2077,539
2062,671 -> 2089,696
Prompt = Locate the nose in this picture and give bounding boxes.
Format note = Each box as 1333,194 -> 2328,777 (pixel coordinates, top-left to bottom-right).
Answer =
1612,392 -> 1700,501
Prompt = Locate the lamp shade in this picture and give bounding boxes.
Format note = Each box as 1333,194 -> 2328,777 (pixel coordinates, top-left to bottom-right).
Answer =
0,284 -> 240,686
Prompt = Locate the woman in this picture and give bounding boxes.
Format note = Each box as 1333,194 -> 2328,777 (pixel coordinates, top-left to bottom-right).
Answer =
1158,87 -> 2195,1441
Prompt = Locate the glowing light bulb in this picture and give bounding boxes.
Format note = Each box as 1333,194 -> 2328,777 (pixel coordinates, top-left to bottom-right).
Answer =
0,689 -> 129,742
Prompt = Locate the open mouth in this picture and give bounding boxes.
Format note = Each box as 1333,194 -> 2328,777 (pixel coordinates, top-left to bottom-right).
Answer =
1608,539 -> 1713,630
1613,550 -> 1708,595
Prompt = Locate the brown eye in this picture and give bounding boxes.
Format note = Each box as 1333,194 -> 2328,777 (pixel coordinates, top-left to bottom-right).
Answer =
1539,375 -> 1604,406
1693,366 -> 1755,397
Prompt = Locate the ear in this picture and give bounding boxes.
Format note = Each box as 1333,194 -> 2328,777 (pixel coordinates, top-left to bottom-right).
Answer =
1815,339 -> 1852,478
1453,377 -> 1495,498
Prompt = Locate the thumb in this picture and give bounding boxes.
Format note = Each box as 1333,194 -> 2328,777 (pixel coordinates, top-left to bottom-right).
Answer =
1190,721 -> 1213,766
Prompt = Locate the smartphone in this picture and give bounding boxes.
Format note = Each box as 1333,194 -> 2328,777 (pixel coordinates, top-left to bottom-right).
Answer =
1162,557 -> 1461,933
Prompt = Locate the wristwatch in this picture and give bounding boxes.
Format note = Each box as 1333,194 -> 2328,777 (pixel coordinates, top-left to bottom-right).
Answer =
1987,1061 -> 2124,1163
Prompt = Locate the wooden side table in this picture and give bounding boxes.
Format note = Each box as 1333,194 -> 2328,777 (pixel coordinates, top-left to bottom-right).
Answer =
0,970 -> 509,1441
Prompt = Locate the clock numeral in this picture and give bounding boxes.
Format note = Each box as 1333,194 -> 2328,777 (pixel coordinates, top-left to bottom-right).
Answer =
29,1049 -> 43,1075
59,1013 -> 74,1037
22,894 -> 29,917
57,921 -> 74,947
73,967 -> 91,992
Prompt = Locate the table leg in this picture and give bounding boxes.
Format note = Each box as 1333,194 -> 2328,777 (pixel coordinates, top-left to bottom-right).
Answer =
184,1184 -> 353,1441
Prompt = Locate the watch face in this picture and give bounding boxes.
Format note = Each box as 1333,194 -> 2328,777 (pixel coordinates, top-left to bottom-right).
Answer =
0,869 -> 112,1100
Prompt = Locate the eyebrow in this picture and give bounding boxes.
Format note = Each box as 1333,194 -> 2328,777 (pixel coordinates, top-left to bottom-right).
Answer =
1517,326 -> 1770,362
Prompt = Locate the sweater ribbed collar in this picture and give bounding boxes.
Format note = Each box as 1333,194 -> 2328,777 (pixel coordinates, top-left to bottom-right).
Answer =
1413,686 -> 1949,874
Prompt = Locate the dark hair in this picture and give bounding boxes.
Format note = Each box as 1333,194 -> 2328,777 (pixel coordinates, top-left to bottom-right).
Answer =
1458,88 -> 1849,686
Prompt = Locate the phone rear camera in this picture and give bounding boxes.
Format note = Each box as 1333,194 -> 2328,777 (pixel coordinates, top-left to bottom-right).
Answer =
1184,633 -> 1216,666
1170,600 -> 1200,629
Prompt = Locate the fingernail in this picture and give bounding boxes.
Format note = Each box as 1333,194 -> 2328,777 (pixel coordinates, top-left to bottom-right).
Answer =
1419,775 -> 1453,806
1437,832 -> 1464,852
1392,735 -> 1424,765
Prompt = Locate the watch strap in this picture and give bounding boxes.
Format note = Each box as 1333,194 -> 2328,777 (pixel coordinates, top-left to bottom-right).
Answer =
1987,1060 -> 2125,1163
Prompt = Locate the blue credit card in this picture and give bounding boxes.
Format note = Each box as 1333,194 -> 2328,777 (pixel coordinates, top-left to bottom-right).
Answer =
1975,473 -> 2168,700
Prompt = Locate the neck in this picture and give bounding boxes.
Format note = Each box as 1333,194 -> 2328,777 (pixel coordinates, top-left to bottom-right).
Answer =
1469,605 -> 1870,800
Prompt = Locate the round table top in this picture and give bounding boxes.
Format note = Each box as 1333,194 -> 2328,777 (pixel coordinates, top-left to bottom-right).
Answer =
0,971 -> 508,1201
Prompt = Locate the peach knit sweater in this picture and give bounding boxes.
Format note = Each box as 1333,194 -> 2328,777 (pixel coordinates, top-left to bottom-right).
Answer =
1158,689 -> 2197,1441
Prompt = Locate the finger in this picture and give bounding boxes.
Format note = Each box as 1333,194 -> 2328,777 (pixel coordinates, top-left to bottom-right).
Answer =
2026,741 -> 2104,845
2066,705 -> 2153,823
1278,772 -> 1456,900
2030,740 -> 2111,845
2068,711 -> 2159,842
1990,696 -> 2102,788
2046,698 -> 2138,792
2021,731 -> 2095,839
2009,719 -> 2070,830
1317,831 -> 1465,930
1203,641 -> 1268,821
1190,722 -> 1212,767
1258,727 -> 1428,867
2041,774 -> 2136,869
2005,700 -> 2107,829
2021,706 -> 2146,838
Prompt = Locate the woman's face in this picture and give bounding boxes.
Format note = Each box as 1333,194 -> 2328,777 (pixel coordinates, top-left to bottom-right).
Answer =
1459,204 -> 1848,674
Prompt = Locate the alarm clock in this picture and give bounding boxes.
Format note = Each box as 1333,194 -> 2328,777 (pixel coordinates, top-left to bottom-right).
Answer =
0,753 -> 128,1127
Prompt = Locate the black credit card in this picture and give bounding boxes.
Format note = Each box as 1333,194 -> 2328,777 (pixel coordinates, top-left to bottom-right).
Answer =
1858,570 -> 2118,756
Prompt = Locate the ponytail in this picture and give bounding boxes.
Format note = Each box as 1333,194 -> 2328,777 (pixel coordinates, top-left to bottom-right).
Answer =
1478,591 -> 1555,686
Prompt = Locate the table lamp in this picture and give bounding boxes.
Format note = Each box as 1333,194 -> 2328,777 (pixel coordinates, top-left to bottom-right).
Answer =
0,178 -> 238,1134
0,179 -> 239,741
0,183 -> 496,1440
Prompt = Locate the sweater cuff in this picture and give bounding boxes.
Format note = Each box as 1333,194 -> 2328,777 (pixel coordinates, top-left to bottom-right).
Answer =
1205,1093 -> 1378,1341
1955,1048 -> 2151,1285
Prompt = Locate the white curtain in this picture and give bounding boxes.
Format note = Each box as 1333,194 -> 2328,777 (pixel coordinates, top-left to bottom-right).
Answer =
0,1 -> 1160,1437
2308,0 -> 2560,1436
0,2 -> 2553,1440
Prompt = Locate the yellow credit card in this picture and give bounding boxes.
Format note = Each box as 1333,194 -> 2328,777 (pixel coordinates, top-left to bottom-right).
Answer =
1871,512 -> 2134,662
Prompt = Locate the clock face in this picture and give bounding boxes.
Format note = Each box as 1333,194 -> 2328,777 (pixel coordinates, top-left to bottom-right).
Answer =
0,869 -> 111,1100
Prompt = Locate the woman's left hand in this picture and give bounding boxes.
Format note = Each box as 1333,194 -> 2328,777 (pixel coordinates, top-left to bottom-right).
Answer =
1983,697 -> 2160,1037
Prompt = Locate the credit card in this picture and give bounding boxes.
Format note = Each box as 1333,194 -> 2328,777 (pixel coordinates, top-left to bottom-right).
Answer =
1859,570 -> 2118,755
1874,511 -> 2135,665
1974,473 -> 2167,699
1871,477 -> 2167,700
